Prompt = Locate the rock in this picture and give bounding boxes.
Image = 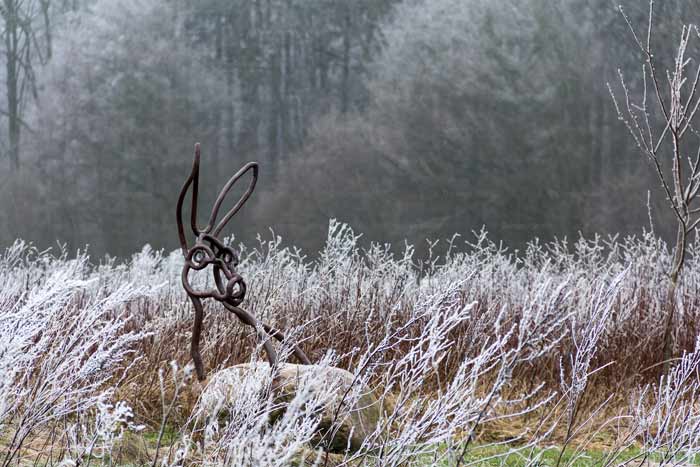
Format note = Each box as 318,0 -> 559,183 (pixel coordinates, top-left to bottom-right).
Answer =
197,362 -> 385,454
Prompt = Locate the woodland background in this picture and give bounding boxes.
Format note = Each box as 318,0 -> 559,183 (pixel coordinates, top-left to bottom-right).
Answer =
1,0 -> 699,257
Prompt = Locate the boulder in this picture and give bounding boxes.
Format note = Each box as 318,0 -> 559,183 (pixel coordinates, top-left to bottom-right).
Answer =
198,362 -> 384,454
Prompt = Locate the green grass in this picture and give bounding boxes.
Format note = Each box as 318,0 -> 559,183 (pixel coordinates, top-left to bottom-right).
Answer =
454,445 -> 629,466
424,443 -> 700,466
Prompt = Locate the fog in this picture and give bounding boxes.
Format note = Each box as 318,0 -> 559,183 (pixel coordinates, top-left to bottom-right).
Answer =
1,0 -> 698,258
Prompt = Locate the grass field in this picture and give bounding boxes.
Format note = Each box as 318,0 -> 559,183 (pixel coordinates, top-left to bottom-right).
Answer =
2,221 -> 700,466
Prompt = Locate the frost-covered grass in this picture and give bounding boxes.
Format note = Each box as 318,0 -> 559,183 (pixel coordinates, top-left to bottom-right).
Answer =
2,220 -> 700,466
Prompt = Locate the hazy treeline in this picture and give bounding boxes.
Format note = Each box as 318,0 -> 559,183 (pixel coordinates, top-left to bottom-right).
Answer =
1,0 -> 699,256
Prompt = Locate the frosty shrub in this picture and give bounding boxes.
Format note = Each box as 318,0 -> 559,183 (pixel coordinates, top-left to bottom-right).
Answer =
0,241 -> 156,466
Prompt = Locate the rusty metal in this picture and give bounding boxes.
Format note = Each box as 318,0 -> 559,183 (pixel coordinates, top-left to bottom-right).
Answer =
176,143 -> 311,381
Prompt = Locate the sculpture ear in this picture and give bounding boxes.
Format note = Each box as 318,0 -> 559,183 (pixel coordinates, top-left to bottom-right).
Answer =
176,143 -> 202,256
208,161 -> 259,237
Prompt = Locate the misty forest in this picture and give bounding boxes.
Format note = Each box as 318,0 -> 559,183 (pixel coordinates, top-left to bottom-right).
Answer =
5,0 -> 700,466
3,0 -> 699,256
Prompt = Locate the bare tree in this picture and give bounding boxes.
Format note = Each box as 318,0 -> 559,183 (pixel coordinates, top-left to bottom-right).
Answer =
609,0 -> 700,373
0,0 -> 51,171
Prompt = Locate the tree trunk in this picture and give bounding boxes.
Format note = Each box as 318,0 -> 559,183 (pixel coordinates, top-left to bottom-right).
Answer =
661,223 -> 686,375
341,6 -> 351,114
268,44 -> 281,163
4,0 -> 20,171
225,11 -> 236,160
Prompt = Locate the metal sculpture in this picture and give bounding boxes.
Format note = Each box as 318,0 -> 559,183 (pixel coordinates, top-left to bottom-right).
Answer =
176,143 -> 311,381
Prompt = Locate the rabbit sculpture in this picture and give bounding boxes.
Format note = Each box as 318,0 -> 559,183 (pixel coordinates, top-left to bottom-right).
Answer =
176,143 -> 310,381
